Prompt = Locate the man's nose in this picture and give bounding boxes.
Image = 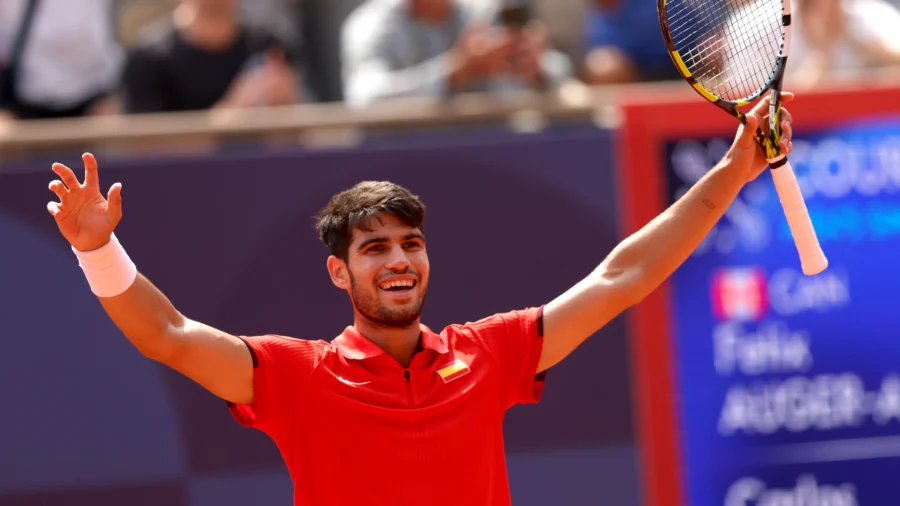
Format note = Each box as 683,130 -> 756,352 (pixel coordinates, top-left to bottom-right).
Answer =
385,244 -> 411,271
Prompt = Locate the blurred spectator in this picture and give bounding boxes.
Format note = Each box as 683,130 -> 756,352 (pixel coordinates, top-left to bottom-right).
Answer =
787,0 -> 900,89
582,0 -> 679,84
532,0 -> 588,70
122,0 -> 303,113
0,0 -> 123,119
340,0 -> 572,108
117,0 -> 178,48
719,0 -> 900,91
239,0 -> 304,49
461,0 -> 588,79
238,0 -> 321,100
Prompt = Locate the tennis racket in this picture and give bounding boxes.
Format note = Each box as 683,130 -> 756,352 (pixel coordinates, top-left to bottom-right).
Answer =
658,0 -> 828,276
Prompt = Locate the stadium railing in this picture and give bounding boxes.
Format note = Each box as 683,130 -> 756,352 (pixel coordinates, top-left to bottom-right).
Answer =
3,73 -> 896,160
0,82 -> 615,160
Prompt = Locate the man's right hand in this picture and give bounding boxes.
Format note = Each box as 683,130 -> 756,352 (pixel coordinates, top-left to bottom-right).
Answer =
48,153 -> 122,252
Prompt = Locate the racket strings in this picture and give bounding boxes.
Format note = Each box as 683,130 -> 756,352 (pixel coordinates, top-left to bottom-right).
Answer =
665,0 -> 784,101
721,0 -> 783,97
668,0 -> 731,79
696,2 -> 779,99
712,15 -> 775,98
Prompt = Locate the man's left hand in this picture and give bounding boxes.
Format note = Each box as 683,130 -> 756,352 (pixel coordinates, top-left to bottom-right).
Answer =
729,91 -> 795,182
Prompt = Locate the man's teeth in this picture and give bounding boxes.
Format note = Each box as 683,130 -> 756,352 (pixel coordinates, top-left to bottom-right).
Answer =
380,280 -> 415,290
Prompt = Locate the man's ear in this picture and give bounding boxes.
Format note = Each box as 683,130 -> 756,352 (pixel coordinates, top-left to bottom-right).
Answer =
327,255 -> 350,289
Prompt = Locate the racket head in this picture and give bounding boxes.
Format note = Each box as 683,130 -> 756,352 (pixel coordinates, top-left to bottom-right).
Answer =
657,0 -> 791,109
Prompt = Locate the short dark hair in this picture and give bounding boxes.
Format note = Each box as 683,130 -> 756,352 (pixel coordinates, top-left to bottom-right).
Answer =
315,181 -> 426,260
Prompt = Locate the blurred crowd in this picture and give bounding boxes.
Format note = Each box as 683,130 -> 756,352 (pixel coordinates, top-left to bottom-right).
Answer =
0,0 -> 898,121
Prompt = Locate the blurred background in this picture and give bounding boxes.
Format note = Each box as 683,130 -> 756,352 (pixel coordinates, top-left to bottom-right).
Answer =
2,0 -> 900,505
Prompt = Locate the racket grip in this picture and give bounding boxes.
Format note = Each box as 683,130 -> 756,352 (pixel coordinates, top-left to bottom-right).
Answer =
770,158 -> 828,275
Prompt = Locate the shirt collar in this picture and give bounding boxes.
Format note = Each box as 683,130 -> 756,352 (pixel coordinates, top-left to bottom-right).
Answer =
332,324 -> 449,360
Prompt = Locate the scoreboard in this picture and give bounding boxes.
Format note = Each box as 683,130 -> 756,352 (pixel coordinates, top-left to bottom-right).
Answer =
618,83 -> 900,506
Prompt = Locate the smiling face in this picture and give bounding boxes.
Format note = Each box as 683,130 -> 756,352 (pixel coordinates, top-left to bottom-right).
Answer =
329,214 -> 430,328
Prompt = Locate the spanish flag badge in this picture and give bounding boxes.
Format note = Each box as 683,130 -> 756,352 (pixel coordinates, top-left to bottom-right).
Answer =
435,358 -> 470,383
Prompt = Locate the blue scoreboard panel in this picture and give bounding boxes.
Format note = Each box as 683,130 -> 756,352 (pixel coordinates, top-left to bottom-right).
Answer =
663,118 -> 900,506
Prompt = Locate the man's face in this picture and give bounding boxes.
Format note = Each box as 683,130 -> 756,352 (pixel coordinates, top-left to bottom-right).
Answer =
343,214 -> 430,328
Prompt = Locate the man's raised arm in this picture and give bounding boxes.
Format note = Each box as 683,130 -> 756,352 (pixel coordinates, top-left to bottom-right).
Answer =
537,94 -> 796,373
47,153 -> 254,405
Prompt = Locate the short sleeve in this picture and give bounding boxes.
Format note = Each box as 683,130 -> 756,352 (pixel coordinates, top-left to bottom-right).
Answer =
462,306 -> 546,409
227,334 -> 320,435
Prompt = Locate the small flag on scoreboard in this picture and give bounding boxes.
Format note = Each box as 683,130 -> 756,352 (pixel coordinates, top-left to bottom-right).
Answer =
711,267 -> 768,322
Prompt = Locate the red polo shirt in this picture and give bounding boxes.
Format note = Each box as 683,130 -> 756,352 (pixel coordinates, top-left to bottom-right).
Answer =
227,306 -> 546,506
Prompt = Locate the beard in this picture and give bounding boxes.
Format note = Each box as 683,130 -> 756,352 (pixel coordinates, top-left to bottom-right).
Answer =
349,271 -> 427,328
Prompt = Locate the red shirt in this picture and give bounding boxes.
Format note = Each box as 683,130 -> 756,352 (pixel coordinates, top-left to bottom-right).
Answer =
228,306 -> 546,506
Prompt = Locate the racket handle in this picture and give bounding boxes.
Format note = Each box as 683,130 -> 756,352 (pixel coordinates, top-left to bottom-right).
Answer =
769,158 -> 828,275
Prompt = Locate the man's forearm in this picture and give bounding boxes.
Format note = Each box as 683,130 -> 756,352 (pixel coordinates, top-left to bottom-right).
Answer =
600,156 -> 746,299
99,273 -> 186,361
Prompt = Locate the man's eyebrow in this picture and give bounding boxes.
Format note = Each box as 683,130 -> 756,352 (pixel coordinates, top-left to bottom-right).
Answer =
357,237 -> 388,251
357,233 -> 425,251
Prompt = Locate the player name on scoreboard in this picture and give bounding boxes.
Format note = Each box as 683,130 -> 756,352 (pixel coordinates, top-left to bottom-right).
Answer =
718,369 -> 900,437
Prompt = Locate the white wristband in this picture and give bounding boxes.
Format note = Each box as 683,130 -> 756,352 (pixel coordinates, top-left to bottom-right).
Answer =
72,233 -> 138,298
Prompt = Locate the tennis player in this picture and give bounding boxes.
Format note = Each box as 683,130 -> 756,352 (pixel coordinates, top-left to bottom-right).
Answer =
46,94 -> 793,506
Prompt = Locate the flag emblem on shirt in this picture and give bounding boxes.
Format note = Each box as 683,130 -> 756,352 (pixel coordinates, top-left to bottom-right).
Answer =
711,267 -> 768,322
436,359 -> 470,383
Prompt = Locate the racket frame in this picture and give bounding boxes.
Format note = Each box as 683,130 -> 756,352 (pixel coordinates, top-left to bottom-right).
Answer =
657,0 -> 792,160
657,0 -> 828,275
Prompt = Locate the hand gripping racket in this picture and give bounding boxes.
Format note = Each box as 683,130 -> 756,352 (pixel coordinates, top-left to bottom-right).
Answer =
657,0 -> 828,275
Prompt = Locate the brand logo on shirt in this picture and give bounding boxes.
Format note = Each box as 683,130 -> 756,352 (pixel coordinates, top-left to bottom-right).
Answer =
336,376 -> 372,387
436,359 -> 470,384
711,267 -> 768,322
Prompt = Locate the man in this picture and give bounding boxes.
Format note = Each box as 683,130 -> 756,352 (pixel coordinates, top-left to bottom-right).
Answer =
722,0 -> 900,90
45,94 -> 794,505
583,0 -> 682,84
0,0 -> 122,119
341,0 -> 571,107
122,0 -> 302,113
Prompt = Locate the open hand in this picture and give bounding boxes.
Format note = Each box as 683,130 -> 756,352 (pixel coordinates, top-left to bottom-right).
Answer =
47,153 -> 122,252
729,92 -> 795,182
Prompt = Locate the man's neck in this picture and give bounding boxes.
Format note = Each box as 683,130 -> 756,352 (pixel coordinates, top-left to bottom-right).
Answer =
173,2 -> 240,51
354,317 -> 422,368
